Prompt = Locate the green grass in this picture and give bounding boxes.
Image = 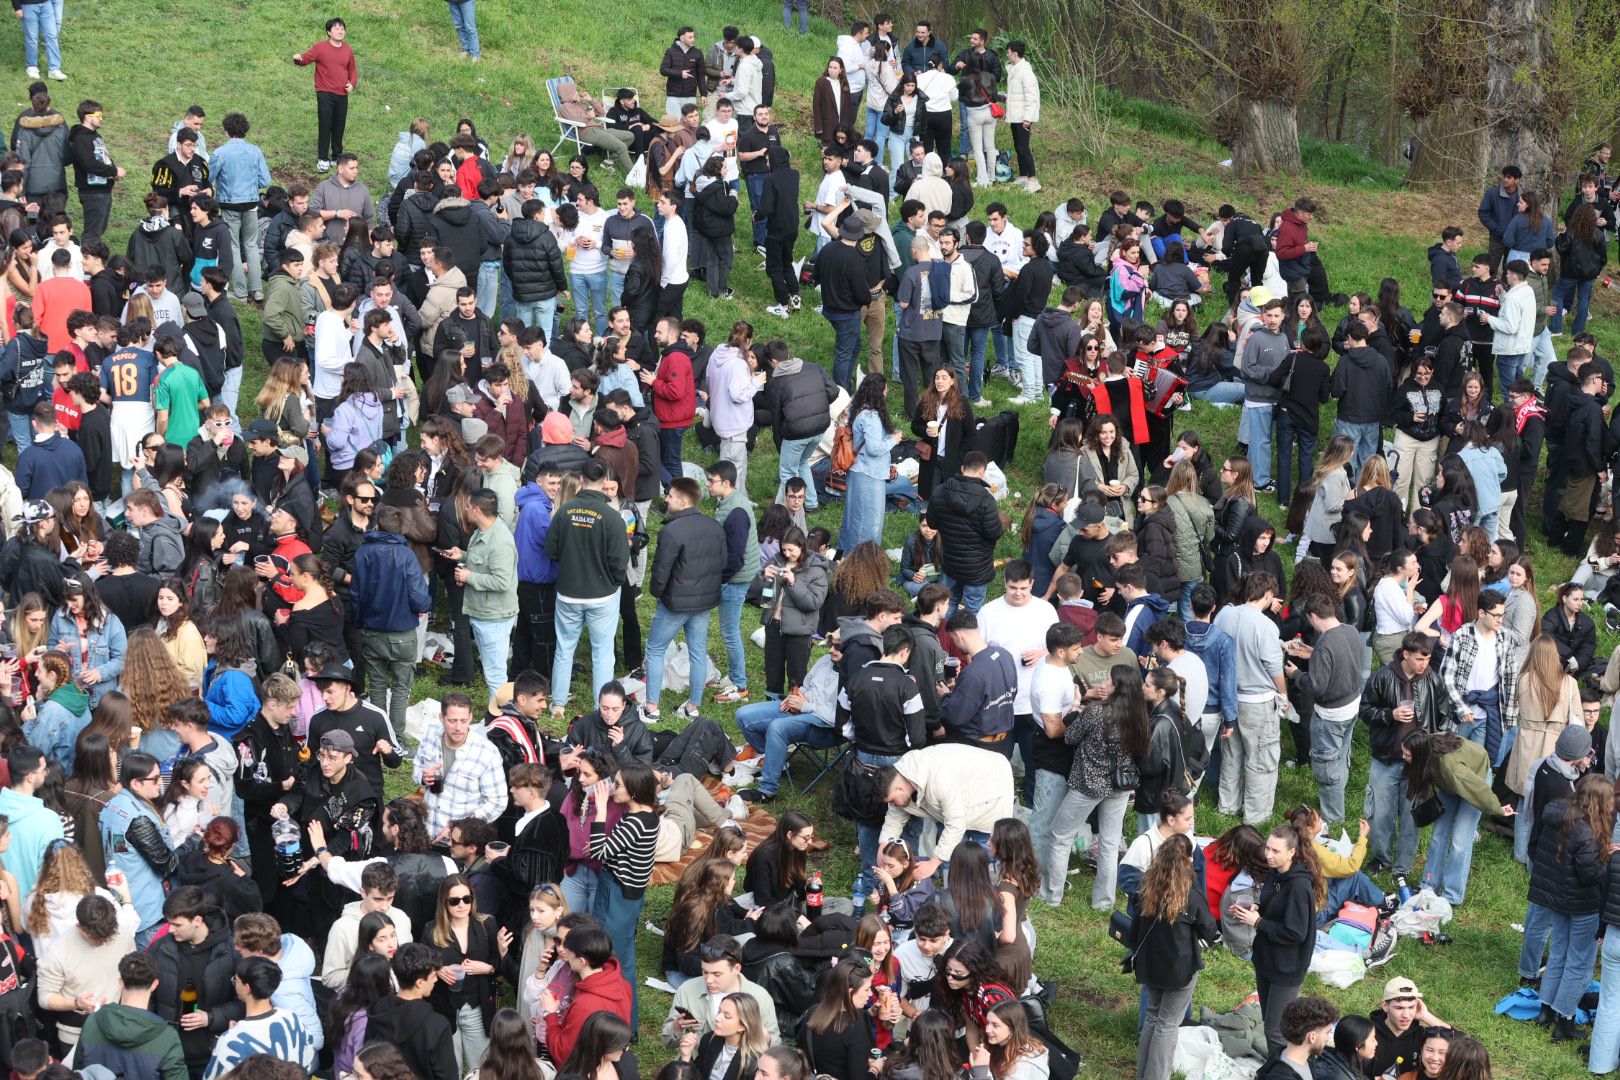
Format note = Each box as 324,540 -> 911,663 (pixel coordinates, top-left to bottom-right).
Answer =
45,2 -> 1620,1076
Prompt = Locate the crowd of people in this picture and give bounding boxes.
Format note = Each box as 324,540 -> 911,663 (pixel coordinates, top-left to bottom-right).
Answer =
0,7 -> 1615,1080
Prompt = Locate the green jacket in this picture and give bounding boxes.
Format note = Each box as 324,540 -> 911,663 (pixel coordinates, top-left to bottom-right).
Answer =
261,270 -> 306,343
463,519 -> 519,621
70,1001 -> 188,1080
1528,269 -> 1553,335
715,487 -> 760,585
892,221 -> 920,273
1166,490 -> 1214,585
1436,738 -> 1502,816
482,459 -> 522,531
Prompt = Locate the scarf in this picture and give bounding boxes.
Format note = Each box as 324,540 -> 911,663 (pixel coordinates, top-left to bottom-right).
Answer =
1513,396 -> 1547,434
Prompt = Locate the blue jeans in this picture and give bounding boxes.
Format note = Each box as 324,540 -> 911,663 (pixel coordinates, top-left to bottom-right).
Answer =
939,574 -> 987,615
1319,872 -> 1384,925
468,615 -> 516,698
1495,352 -> 1527,396
1245,405 -> 1276,487
1027,770 -> 1068,868
827,312 -> 861,391
508,297 -> 559,341
1589,932 -> 1620,1072
221,367 -> 244,433
1012,315 -> 1039,394
658,424 -> 687,488
853,749 -> 920,898
551,592 -> 620,710
560,864 -> 599,913
841,469 -> 885,549
1177,581 -> 1198,621
477,262 -> 500,319
1553,277 -> 1596,335
572,268 -> 609,332
1274,408 -> 1316,507
1366,757 -> 1417,874
1192,382 -> 1247,405
609,268 -> 626,308
1541,909 -> 1600,1020
966,326 -> 989,400
1334,419 -> 1380,476
991,328 -> 1011,374
1420,790 -> 1483,904
591,870 -> 646,1027
1530,328 -> 1557,388
777,436 -> 819,508
644,603 -> 711,709
863,108 -> 884,142
222,208 -> 262,298
1519,900 -> 1554,979
20,3 -> 60,70
884,134 -> 912,174
736,702 -> 833,795
782,0 -> 807,32
6,411 -> 31,452
447,0 -> 480,57
745,174 -> 769,249
718,582 -> 748,691
1514,787 -> 1534,866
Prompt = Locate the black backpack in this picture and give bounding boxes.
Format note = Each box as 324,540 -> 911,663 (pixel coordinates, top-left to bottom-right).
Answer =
1022,997 -> 1081,1080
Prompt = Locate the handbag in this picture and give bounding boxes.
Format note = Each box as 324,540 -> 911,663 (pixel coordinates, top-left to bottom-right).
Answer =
831,422 -> 856,473
830,754 -> 889,825
1411,793 -> 1445,827
989,101 -> 1006,119
1109,740 -> 1139,792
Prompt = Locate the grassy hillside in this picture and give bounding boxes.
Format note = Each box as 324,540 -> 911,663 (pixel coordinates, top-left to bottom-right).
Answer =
33,2 -> 1620,1077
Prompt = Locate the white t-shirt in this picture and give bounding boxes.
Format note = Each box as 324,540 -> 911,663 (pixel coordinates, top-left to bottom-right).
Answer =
1029,660 -> 1077,722
1168,650 -> 1210,722
661,214 -> 690,286
985,223 -> 1027,272
572,207 -> 610,274
977,596 -> 1058,714
1467,629 -> 1497,718
815,168 -> 847,211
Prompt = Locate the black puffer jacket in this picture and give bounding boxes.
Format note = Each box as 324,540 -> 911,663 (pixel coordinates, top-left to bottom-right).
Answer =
1599,840 -> 1620,929
693,179 -> 739,241
929,473 -> 1004,586
149,908 -> 245,1068
1542,607 -> 1599,676
503,218 -> 568,302
1361,661 -> 1448,764
621,261 -> 659,332
741,937 -> 817,1038
427,197 -> 484,282
624,406 -> 662,503
763,358 -> 838,441
648,506 -> 727,613
1136,505 -> 1180,597
1528,797 -> 1604,916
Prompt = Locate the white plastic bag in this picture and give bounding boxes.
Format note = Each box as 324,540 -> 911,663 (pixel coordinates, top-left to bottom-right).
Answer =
1390,888 -> 1453,939
984,461 -> 1009,501
663,641 -> 690,694
1173,1026 -> 1258,1080
1308,946 -> 1366,988
625,154 -> 647,187
404,698 -> 441,744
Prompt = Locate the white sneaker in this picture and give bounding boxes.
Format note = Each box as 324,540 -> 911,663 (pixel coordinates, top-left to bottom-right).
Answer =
317,159 -> 333,172
25,67 -> 39,79
766,304 -> 790,319
47,69 -> 65,81
972,397 -> 992,408
790,295 -> 802,310
1024,178 -> 1042,193
1007,395 -> 1035,405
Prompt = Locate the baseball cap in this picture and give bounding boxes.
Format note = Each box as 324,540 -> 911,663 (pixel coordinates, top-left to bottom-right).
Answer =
1073,504 -> 1105,528
319,729 -> 357,755
181,292 -> 208,318
1382,977 -> 1421,1001
21,499 -> 53,525
244,419 -> 279,442
1248,286 -> 1274,308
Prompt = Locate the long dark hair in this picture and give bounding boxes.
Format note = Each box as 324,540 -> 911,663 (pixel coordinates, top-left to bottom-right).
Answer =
849,373 -> 893,435
806,953 -> 871,1035
331,951 -> 393,1038
213,566 -> 263,623
944,840 -> 999,938
356,911 -> 396,955
561,1011 -> 632,1076
882,1010 -> 957,1080
666,858 -> 734,952
62,571 -> 109,628
931,939 -> 1008,1022
1107,663 -> 1151,759
69,728 -> 117,792
1270,818 -> 1327,909
182,518 -> 222,581
1402,730 -> 1465,803
482,1008 -> 547,1080
760,809 -> 810,892
1562,772 -> 1616,866
628,227 -> 661,284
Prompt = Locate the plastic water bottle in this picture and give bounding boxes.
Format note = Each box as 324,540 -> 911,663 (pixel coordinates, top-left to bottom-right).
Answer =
273,817 -> 302,878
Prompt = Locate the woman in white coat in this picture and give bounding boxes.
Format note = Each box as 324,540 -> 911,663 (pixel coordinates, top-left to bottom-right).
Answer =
1003,41 -> 1041,193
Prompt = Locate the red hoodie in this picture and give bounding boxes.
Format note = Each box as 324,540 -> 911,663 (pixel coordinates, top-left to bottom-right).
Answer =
1274,208 -> 1310,263
650,345 -> 697,428
543,958 -> 633,1065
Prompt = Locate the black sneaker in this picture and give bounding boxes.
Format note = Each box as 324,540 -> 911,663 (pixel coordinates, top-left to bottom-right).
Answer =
739,788 -> 775,803
1256,482 -> 1277,494
1365,918 -> 1397,968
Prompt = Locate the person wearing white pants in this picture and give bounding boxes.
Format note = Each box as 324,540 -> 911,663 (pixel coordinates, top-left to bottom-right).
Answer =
964,102 -> 996,187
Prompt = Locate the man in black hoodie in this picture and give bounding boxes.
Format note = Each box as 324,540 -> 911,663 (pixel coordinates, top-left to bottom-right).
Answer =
1552,363 -> 1608,556
68,99 -> 124,245
1544,344 -> 1596,536
1330,321 -> 1393,475
149,887 -> 243,1080
1429,299 -> 1470,396
1027,284 -> 1084,390
366,943 -> 457,1080
660,27 -> 709,115
756,148 -> 801,316
1429,226 -> 1464,290
427,194 -> 484,284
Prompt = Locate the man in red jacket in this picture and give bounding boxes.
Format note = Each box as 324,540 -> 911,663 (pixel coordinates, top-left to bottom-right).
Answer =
292,18 -> 358,173
641,315 -> 696,491
539,924 -> 633,1065
1273,196 -> 1346,309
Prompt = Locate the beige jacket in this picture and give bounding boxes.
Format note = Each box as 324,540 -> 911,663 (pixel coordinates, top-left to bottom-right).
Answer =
1505,673 -> 1582,795
882,744 -> 1015,856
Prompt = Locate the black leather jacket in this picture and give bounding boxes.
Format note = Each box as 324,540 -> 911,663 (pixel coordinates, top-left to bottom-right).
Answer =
1360,661 -> 1449,763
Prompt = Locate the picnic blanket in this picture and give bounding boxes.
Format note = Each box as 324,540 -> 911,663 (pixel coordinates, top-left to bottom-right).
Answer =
650,775 -> 778,887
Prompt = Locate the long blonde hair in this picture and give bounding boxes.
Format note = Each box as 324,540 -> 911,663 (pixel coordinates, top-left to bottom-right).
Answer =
121,628 -> 192,736
498,344 -> 532,403
123,292 -> 155,329
1020,484 -> 1067,548
255,357 -> 308,415
1305,434 -> 1356,496
1520,635 -> 1571,718
8,594 -> 47,656
1358,453 -> 1392,491
721,992 -> 773,1071
29,841 -> 94,934
1166,459 -> 1201,499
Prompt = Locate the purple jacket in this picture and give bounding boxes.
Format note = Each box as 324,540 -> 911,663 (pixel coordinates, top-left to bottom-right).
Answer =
563,785 -> 625,877
327,392 -> 382,468
334,1010 -> 367,1078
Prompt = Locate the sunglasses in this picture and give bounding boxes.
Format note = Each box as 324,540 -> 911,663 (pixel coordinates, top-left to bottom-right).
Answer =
447,894 -> 473,906
355,495 -> 377,504
944,968 -> 970,981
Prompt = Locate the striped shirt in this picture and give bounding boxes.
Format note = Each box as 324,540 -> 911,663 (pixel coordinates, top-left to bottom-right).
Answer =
589,810 -> 660,898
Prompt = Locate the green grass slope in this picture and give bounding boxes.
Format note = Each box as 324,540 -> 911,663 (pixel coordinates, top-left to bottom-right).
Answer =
33,2 -> 1620,1076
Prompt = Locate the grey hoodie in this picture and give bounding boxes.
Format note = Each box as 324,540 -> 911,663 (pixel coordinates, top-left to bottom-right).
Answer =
1239,326 -> 1291,404
135,511 -> 185,576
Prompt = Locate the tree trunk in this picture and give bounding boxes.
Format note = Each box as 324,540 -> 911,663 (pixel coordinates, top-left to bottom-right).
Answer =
1229,96 -> 1303,178
1406,95 -> 1485,186
1485,0 -> 1561,196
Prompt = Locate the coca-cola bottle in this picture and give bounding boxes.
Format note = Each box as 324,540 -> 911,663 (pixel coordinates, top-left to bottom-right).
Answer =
806,870 -> 823,914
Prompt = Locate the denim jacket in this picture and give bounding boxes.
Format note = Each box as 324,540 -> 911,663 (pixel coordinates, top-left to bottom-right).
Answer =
209,138 -> 272,206
47,609 -> 127,706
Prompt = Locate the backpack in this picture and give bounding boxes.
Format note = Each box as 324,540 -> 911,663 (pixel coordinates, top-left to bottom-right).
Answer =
1021,997 -> 1082,1080
1171,706 -> 1209,786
